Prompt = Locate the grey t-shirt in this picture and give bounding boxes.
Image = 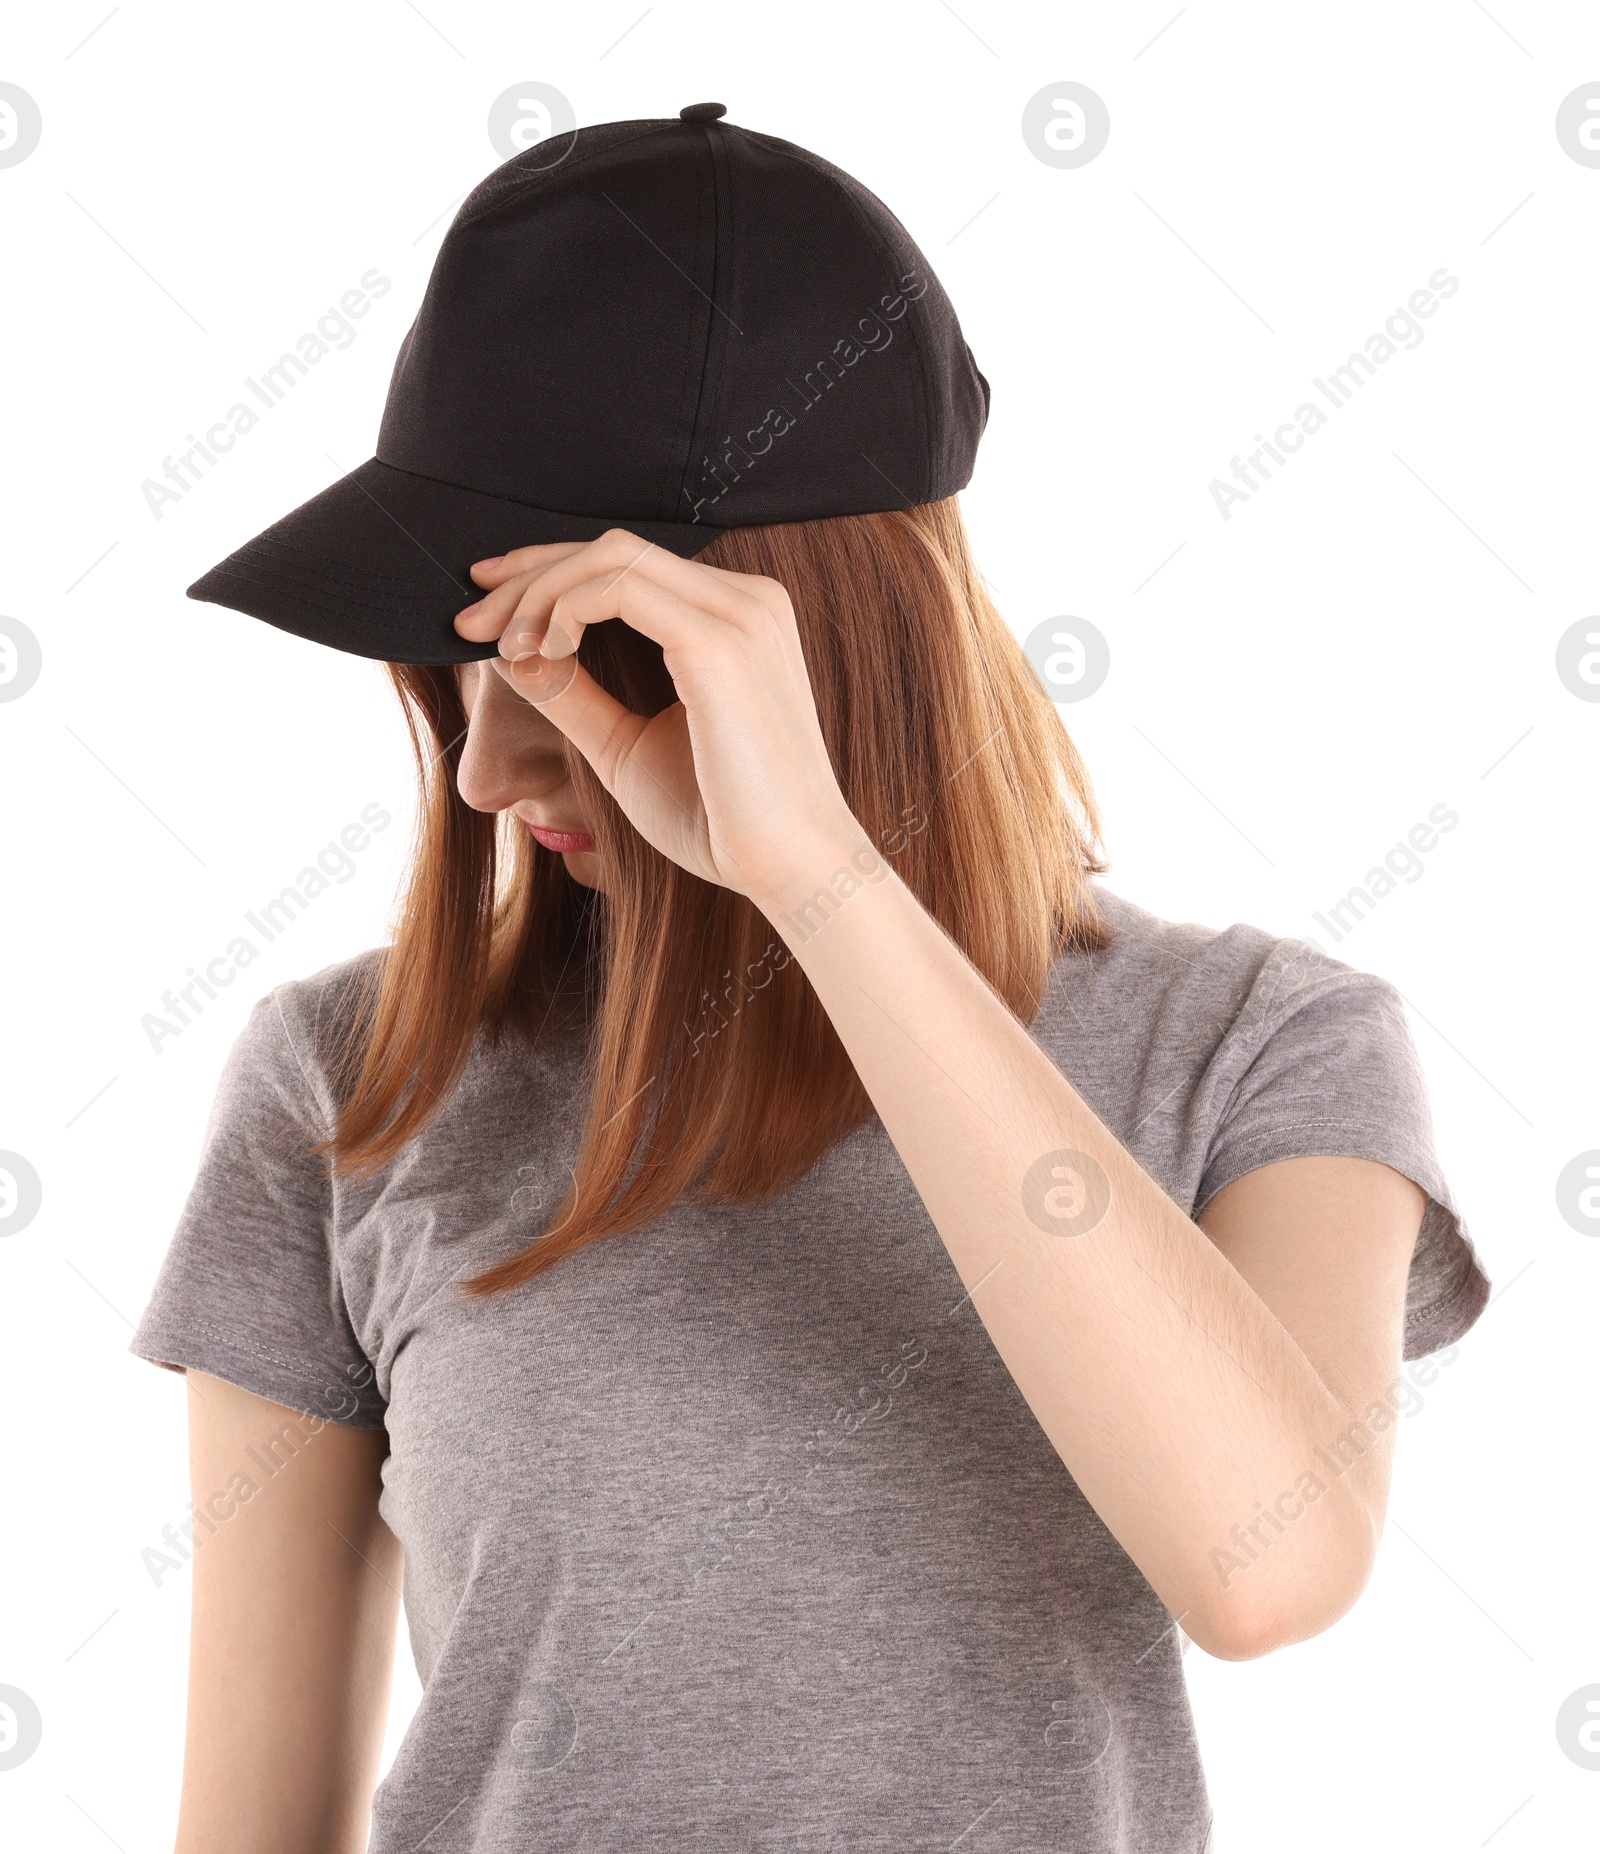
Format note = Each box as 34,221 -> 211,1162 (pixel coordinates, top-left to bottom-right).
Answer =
131,884 -> 1489,1853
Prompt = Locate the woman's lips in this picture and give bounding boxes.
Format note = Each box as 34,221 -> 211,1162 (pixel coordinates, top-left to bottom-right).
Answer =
523,821 -> 597,855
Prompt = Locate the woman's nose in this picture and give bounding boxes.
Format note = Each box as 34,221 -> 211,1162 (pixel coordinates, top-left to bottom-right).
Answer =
454,672 -> 568,814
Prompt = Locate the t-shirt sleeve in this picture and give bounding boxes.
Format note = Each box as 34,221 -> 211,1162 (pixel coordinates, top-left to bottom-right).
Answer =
129,988 -> 386,1428
1194,940 -> 1491,1361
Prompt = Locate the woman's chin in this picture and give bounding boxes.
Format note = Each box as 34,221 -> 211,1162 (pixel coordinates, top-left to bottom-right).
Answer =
564,849 -> 604,892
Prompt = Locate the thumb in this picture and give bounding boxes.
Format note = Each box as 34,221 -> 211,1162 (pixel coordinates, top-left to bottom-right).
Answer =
501,652 -> 642,794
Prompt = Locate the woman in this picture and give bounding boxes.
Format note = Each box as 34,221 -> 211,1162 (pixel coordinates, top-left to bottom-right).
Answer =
133,104 -> 1489,1852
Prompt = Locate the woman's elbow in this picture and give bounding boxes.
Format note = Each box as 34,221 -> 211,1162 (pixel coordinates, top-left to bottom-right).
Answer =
1181,1528 -> 1380,1662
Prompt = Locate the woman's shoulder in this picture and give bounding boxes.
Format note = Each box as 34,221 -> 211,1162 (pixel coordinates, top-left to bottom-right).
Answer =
229,947 -> 390,1095
1061,881 -> 1386,1035
1044,882 -> 1427,1146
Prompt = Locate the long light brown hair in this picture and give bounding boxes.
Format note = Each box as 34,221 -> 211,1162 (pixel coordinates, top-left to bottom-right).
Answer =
320,498 -> 1108,1291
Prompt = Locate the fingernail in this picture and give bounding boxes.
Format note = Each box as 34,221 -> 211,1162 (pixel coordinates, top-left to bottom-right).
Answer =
474,555 -> 504,569
457,600 -> 482,619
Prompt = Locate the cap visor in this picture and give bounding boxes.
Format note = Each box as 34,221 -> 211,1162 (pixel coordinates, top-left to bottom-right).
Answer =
186,457 -> 727,665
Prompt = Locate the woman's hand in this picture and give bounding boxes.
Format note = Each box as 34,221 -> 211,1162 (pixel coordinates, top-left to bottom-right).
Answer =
454,531 -> 860,903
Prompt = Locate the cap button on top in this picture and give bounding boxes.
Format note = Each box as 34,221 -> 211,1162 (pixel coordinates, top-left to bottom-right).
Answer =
679,101 -> 727,122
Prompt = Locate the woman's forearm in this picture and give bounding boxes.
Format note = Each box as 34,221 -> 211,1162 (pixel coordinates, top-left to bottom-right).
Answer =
755,830 -> 1387,1658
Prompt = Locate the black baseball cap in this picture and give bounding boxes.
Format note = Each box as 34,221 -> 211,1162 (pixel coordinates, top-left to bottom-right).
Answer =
187,102 -> 990,665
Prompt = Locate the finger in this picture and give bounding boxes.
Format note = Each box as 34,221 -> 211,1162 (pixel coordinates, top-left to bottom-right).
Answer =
454,553 -> 588,644
496,529 -> 778,656
496,532 -> 663,658
454,570 -> 536,642
454,544 -> 593,642
464,532 -> 668,645
500,559 -> 774,678
463,527 -> 782,650
510,566 -> 759,674
467,541 -> 588,589
459,537 -> 652,647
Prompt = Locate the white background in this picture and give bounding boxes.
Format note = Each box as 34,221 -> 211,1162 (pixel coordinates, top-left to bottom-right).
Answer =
1,2 -> 1595,1849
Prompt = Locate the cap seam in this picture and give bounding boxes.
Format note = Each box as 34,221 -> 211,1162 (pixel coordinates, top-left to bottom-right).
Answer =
672,120 -> 736,522
659,124 -> 719,521
736,131 -> 935,504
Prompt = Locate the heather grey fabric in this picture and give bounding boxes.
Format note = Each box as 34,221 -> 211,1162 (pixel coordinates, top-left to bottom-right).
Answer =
130,884 -> 1489,1852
